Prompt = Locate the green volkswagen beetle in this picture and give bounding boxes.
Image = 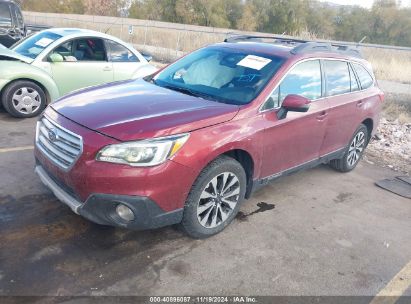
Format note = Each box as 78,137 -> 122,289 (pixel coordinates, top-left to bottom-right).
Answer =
0,28 -> 157,118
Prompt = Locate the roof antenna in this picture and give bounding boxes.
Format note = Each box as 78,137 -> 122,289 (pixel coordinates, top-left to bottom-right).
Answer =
357,36 -> 367,47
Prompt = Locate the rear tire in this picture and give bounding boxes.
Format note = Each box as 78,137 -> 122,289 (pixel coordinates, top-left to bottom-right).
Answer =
1,80 -> 47,118
180,156 -> 247,239
329,124 -> 369,172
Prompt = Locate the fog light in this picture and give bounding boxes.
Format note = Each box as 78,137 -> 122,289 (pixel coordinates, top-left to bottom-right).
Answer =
116,204 -> 135,221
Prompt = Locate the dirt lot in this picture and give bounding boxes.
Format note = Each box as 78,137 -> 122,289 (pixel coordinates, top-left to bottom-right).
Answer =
0,108 -> 410,298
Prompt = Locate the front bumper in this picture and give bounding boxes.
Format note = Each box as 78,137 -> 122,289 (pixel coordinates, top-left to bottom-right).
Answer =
35,165 -> 183,230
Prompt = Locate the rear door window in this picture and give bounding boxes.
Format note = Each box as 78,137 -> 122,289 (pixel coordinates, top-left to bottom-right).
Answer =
0,3 -> 11,26
353,63 -> 374,89
324,60 -> 351,96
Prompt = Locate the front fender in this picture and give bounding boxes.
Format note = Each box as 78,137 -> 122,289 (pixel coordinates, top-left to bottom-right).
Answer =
172,116 -> 264,181
0,61 -> 60,102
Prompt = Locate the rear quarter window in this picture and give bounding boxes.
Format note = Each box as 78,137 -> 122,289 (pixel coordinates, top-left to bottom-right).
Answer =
353,63 -> 374,89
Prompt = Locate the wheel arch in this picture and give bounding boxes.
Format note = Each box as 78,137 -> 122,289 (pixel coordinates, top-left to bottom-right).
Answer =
1,78 -> 53,104
221,149 -> 255,199
361,118 -> 373,140
0,62 -> 60,104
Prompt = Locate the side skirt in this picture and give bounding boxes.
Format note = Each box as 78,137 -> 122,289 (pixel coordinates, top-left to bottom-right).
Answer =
249,148 -> 345,196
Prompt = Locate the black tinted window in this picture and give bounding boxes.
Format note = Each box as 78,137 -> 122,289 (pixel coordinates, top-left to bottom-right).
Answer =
107,40 -> 138,62
325,60 -> 350,96
349,64 -> 359,92
279,60 -> 322,102
353,63 -> 374,89
0,3 -> 11,26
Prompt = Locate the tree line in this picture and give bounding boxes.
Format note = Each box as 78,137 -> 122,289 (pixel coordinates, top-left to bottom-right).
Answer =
18,0 -> 411,47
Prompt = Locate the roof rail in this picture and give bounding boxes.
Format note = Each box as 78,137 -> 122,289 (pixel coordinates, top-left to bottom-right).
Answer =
291,41 -> 363,58
224,35 -> 308,45
224,35 -> 363,58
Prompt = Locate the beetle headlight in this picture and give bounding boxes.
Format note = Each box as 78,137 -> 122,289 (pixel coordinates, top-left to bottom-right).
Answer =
96,133 -> 189,167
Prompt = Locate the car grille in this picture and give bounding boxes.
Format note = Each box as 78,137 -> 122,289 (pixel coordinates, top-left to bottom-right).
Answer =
36,116 -> 83,170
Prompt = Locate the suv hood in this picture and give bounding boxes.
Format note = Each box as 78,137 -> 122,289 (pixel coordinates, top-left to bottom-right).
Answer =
0,47 -> 33,63
51,80 -> 240,141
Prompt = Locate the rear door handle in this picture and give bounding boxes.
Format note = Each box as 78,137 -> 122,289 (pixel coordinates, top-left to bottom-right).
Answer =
316,111 -> 328,121
357,100 -> 365,107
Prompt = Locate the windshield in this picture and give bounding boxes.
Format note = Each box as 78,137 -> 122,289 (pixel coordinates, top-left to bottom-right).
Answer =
153,46 -> 285,105
12,31 -> 62,59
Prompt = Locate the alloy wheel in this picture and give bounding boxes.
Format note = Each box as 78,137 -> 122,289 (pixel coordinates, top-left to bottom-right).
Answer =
12,87 -> 41,115
347,131 -> 366,167
197,172 -> 240,229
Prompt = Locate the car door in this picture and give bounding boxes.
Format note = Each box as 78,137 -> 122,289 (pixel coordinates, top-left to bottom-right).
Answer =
260,59 -> 329,177
105,39 -> 143,81
319,60 -> 362,155
49,37 -> 113,96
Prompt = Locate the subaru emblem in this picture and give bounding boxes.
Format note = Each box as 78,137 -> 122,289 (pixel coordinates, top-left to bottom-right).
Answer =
48,128 -> 58,142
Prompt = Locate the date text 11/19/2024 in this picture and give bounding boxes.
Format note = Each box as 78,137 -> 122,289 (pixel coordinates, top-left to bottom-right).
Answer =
149,296 -> 257,303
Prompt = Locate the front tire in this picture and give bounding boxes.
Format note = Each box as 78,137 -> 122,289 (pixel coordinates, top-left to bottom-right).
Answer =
1,80 -> 47,118
329,124 -> 369,172
180,156 -> 247,238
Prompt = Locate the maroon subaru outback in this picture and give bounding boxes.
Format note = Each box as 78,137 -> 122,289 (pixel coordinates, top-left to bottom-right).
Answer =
34,36 -> 384,238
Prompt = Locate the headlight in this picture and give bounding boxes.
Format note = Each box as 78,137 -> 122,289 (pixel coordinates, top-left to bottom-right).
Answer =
96,133 -> 189,167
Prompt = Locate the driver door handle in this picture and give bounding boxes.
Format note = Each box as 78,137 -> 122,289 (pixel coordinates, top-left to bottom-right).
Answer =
316,111 -> 328,121
103,66 -> 112,72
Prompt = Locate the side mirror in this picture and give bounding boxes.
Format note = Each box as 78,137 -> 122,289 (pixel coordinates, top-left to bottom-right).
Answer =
142,53 -> 152,62
49,53 -> 64,63
277,94 -> 310,119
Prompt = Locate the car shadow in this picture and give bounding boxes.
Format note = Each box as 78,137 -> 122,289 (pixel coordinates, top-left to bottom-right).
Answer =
0,191 -> 193,296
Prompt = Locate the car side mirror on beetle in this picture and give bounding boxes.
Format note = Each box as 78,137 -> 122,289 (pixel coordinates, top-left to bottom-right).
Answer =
277,94 -> 311,120
49,53 -> 64,63
142,53 -> 153,62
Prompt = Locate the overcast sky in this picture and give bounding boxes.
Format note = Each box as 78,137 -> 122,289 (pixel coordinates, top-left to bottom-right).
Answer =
318,0 -> 411,8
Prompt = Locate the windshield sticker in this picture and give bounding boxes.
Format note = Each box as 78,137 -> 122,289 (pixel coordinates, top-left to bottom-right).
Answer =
35,38 -> 54,48
238,74 -> 259,82
237,55 -> 272,70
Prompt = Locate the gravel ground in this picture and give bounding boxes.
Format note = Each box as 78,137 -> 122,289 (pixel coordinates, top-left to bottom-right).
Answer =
366,118 -> 411,174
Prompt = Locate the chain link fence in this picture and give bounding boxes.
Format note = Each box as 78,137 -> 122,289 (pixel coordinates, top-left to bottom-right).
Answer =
23,11 -> 411,84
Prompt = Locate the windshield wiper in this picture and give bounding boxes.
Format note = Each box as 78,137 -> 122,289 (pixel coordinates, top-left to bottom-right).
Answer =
162,84 -> 201,98
153,81 -> 232,104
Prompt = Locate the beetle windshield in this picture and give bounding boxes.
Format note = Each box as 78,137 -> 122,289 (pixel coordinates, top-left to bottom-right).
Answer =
12,31 -> 62,59
153,46 -> 285,105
